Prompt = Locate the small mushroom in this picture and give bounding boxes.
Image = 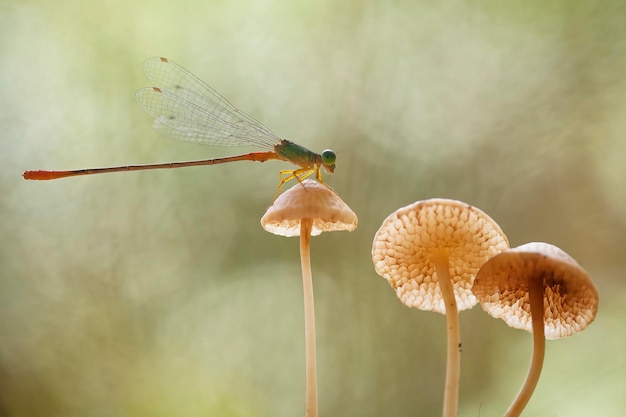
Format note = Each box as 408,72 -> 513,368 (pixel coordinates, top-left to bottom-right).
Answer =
372,198 -> 509,417
261,179 -> 357,417
473,242 -> 599,417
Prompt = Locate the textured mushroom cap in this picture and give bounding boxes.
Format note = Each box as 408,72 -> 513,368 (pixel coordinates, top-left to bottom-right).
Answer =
261,179 -> 358,237
473,242 -> 599,339
372,198 -> 509,314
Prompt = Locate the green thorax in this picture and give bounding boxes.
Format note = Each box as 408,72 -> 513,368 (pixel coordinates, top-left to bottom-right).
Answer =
274,139 -> 320,168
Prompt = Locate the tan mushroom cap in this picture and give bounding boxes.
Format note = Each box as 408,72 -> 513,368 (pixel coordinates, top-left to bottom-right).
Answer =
372,198 -> 509,314
261,179 -> 358,237
473,242 -> 599,339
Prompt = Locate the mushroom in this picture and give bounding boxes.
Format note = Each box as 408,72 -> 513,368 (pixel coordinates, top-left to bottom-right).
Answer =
261,179 -> 357,417
472,242 -> 599,417
372,198 -> 509,417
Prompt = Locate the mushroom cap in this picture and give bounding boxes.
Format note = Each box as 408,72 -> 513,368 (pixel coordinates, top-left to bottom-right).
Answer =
372,198 -> 509,314
473,242 -> 599,339
261,179 -> 358,237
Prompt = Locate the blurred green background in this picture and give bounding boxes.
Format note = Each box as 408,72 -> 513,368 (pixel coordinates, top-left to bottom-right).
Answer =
2,0 -> 625,416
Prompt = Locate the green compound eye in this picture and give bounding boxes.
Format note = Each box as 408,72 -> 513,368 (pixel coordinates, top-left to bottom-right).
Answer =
321,149 -> 336,165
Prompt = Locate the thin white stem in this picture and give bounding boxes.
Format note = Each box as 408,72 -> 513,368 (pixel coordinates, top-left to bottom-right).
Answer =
300,219 -> 318,417
432,250 -> 460,417
504,277 -> 546,417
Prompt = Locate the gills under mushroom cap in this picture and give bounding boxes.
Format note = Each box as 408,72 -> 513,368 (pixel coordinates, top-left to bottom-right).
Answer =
473,242 -> 599,339
372,198 -> 509,313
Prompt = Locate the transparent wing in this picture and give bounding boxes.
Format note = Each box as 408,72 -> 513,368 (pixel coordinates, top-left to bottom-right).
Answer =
135,57 -> 281,148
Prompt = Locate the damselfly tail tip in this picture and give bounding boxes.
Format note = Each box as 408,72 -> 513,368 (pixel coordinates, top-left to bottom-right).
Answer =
23,171 -> 37,180
23,170 -> 64,180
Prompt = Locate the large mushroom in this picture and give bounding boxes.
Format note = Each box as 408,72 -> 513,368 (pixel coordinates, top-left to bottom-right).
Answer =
473,242 -> 599,417
261,179 -> 357,417
372,198 -> 509,417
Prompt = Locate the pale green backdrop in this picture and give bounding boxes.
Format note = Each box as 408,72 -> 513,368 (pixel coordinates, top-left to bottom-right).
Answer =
1,0 -> 624,416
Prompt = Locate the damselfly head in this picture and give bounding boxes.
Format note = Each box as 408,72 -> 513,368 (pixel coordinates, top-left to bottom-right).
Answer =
321,149 -> 336,174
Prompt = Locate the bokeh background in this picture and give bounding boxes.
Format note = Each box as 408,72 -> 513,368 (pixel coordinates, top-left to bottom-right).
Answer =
2,0 -> 625,416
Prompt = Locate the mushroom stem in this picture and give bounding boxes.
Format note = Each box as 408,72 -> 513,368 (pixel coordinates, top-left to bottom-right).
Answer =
432,250 -> 461,417
299,218 -> 318,417
504,276 -> 546,417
